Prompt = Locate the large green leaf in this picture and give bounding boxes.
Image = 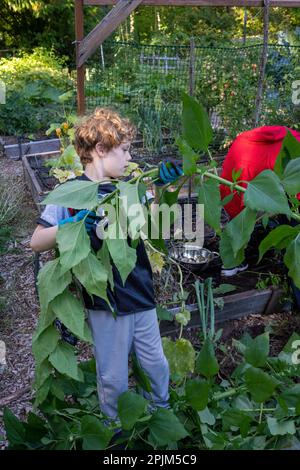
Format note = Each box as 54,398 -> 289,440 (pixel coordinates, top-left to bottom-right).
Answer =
280,384 -> 300,408
224,207 -> 257,257
150,184 -> 183,239
37,258 -> 72,311
284,234 -> 300,289
159,184 -> 182,207
198,179 -> 221,234
97,240 -> 114,290
222,409 -> 252,438
156,305 -> 174,321
106,226 -> 137,285
118,391 -> 148,431
267,417 -> 296,436
258,225 -> 300,262
198,407 -> 216,426
33,305 -> 56,341
33,359 -> 53,390
282,158 -> 300,195
24,412 -> 48,447
34,377 -> 52,407
81,416 -> 113,450
57,220 -> 91,273
42,180 -> 100,209
244,170 -> 291,216
131,352 -> 152,393
32,325 -> 60,365
177,137 -> 198,176
3,408 -> 26,447
196,337 -> 219,379
49,341 -> 82,381
117,181 -> 145,240
244,333 -> 270,368
278,332 -> 300,370
73,252 -> 108,302
60,144 -> 78,166
219,229 -> 245,269
51,290 -> 91,342
185,379 -> 210,411
244,367 -> 280,403
182,93 -> 213,152
274,131 -> 300,178
148,408 -> 189,447
162,338 -> 195,379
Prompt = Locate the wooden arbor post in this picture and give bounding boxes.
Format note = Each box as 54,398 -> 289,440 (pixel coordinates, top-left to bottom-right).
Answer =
75,0 -> 85,115
75,0 -> 300,115
75,0 -> 143,115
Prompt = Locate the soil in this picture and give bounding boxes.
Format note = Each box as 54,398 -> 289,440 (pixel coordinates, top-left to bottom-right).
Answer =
0,151 -> 299,450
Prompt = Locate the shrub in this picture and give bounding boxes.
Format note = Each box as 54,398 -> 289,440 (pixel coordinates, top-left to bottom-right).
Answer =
0,48 -> 74,135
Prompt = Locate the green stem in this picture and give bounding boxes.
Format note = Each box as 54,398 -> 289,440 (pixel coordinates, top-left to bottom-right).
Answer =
199,169 -> 246,193
207,277 -> 215,339
195,280 -> 206,340
213,385 -> 247,401
259,403 -> 264,424
242,407 -> 295,413
207,148 -> 218,175
200,282 -> 206,338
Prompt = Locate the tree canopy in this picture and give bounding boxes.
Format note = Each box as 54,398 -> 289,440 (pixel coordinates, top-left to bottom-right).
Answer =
0,1 -> 300,60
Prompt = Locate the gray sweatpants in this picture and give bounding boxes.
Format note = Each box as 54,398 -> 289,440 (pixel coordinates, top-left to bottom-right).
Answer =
87,307 -> 170,420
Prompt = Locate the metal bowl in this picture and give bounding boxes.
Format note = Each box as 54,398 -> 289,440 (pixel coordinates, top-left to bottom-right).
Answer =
169,244 -> 219,272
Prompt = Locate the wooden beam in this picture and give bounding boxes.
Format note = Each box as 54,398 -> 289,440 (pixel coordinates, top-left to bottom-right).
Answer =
75,0 -> 85,115
84,1 -> 300,7
78,0 -> 143,67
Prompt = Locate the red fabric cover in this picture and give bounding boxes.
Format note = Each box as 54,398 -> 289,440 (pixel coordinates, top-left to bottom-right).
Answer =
220,126 -> 300,218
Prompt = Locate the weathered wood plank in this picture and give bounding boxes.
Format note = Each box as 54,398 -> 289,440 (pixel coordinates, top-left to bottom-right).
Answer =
22,155 -> 46,212
4,139 -> 60,159
84,1 -> 300,7
78,0 -> 143,67
159,288 -> 280,336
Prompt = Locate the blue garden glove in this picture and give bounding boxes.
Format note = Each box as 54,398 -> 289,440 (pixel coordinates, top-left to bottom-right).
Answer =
58,209 -> 99,234
155,161 -> 183,186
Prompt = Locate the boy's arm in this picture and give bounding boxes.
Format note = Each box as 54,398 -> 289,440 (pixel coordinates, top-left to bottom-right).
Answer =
30,204 -> 70,253
30,225 -> 58,253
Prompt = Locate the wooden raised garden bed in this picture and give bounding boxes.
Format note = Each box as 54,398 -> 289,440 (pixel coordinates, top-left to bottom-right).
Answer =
159,286 -> 284,336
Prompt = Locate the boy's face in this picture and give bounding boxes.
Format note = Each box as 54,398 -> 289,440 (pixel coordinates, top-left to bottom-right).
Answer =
100,142 -> 132,178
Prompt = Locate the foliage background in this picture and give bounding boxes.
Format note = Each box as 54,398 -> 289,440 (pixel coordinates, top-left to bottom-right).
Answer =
1,1 -> 300,59
0,2 -> 299,142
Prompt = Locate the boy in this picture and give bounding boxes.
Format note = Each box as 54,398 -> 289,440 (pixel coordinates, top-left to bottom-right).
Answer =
30,107 -> 182,426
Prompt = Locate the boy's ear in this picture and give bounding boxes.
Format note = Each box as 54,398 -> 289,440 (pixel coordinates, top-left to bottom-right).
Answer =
95,142 -> 105,157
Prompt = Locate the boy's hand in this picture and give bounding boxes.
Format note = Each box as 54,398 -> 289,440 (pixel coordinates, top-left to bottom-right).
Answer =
155,161 -> 183,186
58,209 -> 99,234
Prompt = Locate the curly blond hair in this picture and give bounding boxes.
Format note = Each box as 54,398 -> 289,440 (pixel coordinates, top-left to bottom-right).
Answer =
74,107 -> 136,165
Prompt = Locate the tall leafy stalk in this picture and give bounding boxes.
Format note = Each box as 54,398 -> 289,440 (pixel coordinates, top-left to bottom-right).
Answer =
195,278 -> 215,341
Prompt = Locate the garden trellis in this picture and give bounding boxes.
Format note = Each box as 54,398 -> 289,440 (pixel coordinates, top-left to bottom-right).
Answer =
74,0 -> 300,115
79,40 -> 300,154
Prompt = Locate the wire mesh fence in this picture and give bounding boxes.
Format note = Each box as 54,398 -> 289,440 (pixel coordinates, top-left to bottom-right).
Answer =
75,41 -> 300,157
